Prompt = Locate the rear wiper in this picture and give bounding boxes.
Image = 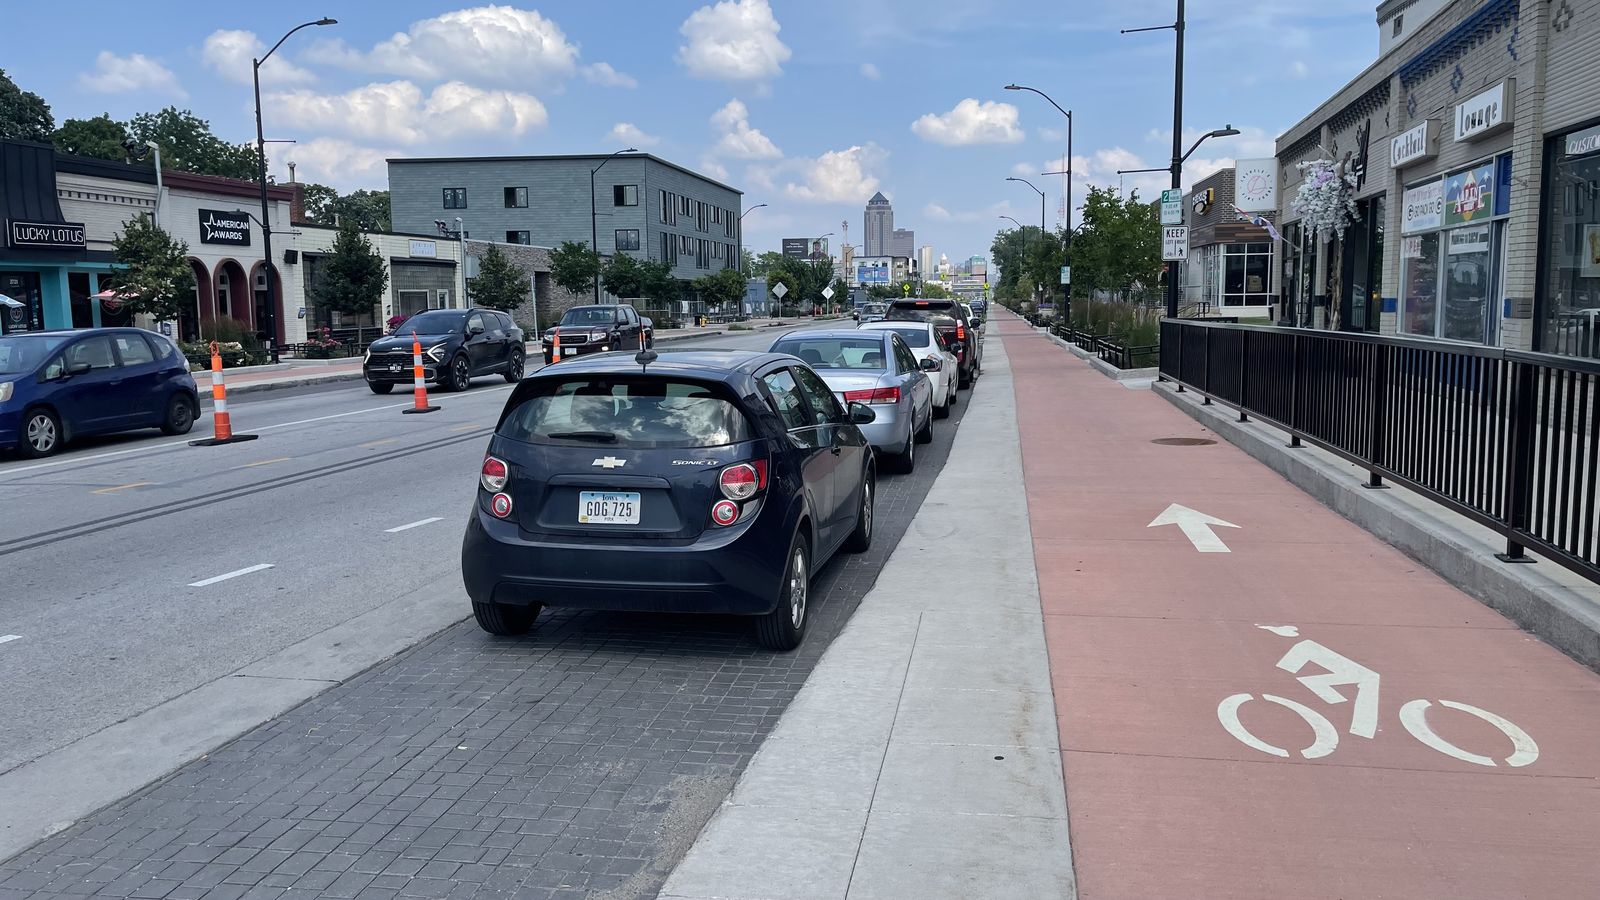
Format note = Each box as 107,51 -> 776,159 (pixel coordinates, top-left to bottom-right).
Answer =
546,430 -> 619,443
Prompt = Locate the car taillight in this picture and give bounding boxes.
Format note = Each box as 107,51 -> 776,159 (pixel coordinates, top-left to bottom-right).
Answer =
957,323 -> 967,340
843,387 -> 900,405
481,456 -> 508,493
711,500 -> 740,526
490,493 -> 514,518
719,461 -> 767,500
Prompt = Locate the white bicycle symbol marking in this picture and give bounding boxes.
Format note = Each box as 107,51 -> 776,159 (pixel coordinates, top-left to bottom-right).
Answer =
1217,625 -> 1539,768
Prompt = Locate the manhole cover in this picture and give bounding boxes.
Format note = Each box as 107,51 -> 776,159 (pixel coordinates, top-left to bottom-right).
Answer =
1151,437 -> 1217,446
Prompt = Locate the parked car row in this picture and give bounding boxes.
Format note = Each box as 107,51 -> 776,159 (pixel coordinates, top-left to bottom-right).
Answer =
461,296 -> 986,653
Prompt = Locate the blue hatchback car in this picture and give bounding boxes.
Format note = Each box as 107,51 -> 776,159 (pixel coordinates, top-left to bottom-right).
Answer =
461,349 -> 878,650
0,329 -> 200,458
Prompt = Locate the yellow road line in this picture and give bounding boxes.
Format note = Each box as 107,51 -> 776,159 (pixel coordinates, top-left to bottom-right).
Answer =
450,424 -> 482,433
238,457 -> 293,469
360,438 -> 399,448
91,481 -> 153,495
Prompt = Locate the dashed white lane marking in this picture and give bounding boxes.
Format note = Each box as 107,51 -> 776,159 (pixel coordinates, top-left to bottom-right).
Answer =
385,517 -> 444,533
0,635 -> 21,646
188,564 -> 275,588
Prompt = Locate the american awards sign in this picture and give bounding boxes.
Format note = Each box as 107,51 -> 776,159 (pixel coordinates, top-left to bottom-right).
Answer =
198,208 -> 252,246
1234,159 -> 1278,212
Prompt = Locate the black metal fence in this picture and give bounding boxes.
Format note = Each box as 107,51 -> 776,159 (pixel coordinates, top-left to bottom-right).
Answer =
1161,319 -> 1600,585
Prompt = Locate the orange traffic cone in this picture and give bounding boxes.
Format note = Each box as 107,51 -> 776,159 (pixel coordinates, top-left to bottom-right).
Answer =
402,331 -> 441,415
550,330 -> 561,364
190,341 -> 259,446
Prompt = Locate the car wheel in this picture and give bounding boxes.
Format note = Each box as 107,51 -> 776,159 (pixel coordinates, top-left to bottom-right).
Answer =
159,394 -> 197,436
933,391 -> 950,420
473,600 -> 541,636
448,355 -> 472,392
915,405 -> 934,444
959,368 -> 972,389
368,382 -> 395,395
844,466 -> 875,553
755,533 -> 810,650
503,348 -> 525,383
893,431 -> 916,474
19,408 -> 61,458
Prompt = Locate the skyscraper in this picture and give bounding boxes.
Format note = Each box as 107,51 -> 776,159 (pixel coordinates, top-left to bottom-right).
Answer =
864,192 -> 892,257
891,228 -> 915,260
918,245 -> 935,279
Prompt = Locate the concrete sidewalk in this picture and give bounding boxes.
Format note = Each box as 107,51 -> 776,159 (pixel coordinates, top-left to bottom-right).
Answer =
661,333 -> 1077,899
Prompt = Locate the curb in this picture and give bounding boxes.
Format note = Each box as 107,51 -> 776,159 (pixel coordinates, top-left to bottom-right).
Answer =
1155,381 -> 1600,672
654,330 -> 724,343
218,371 -> 366,397
1040,328 -> 1160,384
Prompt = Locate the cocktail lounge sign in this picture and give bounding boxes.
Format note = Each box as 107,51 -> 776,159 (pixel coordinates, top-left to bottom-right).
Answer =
8,219 -> 86,250
198,208 -> 252,246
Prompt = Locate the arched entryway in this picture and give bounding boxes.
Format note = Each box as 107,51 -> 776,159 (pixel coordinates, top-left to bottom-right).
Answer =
212,259 -> 252,333
247,260 -> 284,347
183,258 -> 214,342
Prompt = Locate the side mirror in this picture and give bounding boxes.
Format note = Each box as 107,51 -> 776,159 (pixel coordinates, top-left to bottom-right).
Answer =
469,324 -> 485,335
848,401 -> 877,425
919,357 -> 941,372
67,361 -> 93,378
950,341 -> 965,353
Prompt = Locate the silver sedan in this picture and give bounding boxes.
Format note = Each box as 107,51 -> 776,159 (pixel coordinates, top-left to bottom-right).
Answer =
768,329 -> 935,473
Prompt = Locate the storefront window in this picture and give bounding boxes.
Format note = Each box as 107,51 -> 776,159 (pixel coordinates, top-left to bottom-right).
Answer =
1541,124 -> 1600,358
1402,232 -> 1441,336
1444,224 -> 1493,342
1222,243 -> 1273,307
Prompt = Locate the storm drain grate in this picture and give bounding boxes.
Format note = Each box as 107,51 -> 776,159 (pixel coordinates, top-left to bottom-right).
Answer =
1151,437 -> 1217,446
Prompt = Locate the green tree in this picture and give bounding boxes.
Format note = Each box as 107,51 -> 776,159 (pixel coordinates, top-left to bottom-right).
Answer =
53,114 -> 129,160
747,250 -> 786,278
550,241 -> 602,298
111,214 -> 196,324
333,189 -> 391,231
300,183 -> 340,224
0,68 -> 53,142
638,259 -> 679,303
1070,186 -> 1160,300
312,220 -> 388,319
695,268 -> 747,310
919,282 -> 951,299
468,243 -> 531,311
127,107 -> 257,180
740,248 -> 757,273
601,252 -> 645,299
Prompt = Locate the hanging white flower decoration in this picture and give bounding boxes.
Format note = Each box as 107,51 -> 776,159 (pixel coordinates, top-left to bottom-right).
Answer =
1290,158 -> 1360,240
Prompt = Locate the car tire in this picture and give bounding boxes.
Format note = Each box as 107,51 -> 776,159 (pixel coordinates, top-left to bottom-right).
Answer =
892,431 -> 916,474
159,394 -> 197,436
755,532 -> 810,651
915,406 -> 934,444
844,466 -> 875,553
933,393 -> 950,420
959,368 -> 972,389
19,407 -> 61,459
473,600 -> 541,636
446,355 -> 472,392
368,382 -> 395,395
503,348 -> 525,383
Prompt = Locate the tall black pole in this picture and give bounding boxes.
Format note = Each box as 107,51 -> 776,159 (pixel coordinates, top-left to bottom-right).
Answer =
252,59 -> 277,362
590,166 -> 600,303
1165,0 -> 1186,319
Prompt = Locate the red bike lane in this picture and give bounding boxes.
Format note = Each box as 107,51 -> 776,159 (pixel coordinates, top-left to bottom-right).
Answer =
998,312 -> 1600,900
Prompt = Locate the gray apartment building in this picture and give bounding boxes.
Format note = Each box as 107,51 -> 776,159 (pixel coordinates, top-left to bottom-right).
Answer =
388,153 -> 743,284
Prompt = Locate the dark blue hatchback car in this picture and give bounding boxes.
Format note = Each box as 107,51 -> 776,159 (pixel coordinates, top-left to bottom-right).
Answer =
0,329 -> 200,458
462,349 -> 878,650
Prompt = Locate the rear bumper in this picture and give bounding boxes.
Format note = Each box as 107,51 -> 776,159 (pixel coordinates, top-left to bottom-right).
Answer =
856,403 -> 909,452
462,506 -> 784,615
541,343 -> 611,365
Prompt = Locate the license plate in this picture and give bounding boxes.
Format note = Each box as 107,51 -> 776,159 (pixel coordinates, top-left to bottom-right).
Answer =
563,347 -> 577,356
578,491 -> 641,525
388,363 -> 402,373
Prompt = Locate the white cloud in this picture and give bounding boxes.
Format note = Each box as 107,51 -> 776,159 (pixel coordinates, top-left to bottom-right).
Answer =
678,0 -> 791,82
1010,161 -> 1036,177
783,144 -> 885,204
307,6 -> 578,86
608,122 -> 660,147
201,30 -> 315,86
924,203 -> 951,221
911,99 -> 1024,146
583,62 -> 637,88
922,199 -> 1016,224
266,80 -> 547,145
79,51 -> 186,98
700,157 -> 731,182
710,99 -> 782,160
273,138 -> 394,190
860,62 -> 881,80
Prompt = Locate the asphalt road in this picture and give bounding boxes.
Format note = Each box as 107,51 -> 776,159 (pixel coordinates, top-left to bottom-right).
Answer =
0,322 -> 838,839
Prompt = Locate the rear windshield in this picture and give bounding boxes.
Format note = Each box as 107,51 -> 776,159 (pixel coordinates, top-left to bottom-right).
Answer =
874,326 -> 929,348
0,335 -> 68,374
561,308 -> 617,326
499,377 -> 752,448
886,301 -> 957,321
772,336 -> 889,370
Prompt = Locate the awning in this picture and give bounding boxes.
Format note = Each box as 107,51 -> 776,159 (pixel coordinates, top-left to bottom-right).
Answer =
0,294 -> 23,309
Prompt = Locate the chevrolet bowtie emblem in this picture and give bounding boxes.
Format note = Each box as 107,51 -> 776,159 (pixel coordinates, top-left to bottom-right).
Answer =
592,456 -> 626,469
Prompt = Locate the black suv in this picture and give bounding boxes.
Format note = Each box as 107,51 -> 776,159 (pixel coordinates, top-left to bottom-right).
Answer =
542,305 -> 649,365
364,308 -> 525,394
885,299 -> 982,388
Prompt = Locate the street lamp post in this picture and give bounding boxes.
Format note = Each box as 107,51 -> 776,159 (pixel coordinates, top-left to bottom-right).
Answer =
254,17 -> 337,363
1122,1 -> 1190,318
590,148 -> 638,303
1005,177 -> 1047,306
812,232 -> 833,315
736,203 -> 767,274
1003,85 -> 1072,234
999,215 -> 1023,230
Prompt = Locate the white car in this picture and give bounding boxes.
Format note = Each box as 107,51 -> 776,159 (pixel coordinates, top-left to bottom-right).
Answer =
858,320 -> 960,418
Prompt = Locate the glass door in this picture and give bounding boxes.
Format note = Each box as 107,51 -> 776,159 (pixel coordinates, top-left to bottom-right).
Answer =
1442,224 -> 1494,343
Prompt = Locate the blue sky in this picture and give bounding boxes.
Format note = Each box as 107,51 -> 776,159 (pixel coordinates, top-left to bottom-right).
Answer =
7,0 -> 1378,264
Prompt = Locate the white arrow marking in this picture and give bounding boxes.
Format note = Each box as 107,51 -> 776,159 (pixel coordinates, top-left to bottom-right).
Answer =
0,635 -> 21,646
1256,625 -> 1300,637
1147,503 -> 1240,553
